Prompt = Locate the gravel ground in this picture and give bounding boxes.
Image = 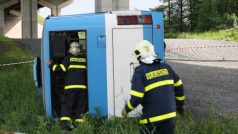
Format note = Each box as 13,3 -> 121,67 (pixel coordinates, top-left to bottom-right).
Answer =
168,61 -> 238,115
165,39 -> 238,115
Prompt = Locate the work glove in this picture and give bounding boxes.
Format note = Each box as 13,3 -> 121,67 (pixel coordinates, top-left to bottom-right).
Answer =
48,60 -> 53,67
121,108 -> 128,117
176,107 -> 185,116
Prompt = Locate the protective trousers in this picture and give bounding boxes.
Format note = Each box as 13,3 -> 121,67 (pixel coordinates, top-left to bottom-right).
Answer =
140,119 -> 175,134
61,90 -> 88,121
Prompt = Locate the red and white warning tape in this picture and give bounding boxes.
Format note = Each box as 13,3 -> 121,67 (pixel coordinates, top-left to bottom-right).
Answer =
0,60 -> 33,67
167,45 -> 238,51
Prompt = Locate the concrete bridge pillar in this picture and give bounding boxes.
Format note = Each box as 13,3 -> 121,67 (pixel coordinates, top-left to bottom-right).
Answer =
0,0 -> 19,35
0,8 -> 4,35
38,0 -> 72,16
21,0 -> 37,38
95,0 -> 129,12
51,7 -> 61,16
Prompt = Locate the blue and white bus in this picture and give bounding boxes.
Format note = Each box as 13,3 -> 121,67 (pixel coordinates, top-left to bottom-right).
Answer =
33,11 -> 164,119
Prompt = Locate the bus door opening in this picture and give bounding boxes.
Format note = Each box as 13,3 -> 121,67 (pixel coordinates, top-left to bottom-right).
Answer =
49,30 -> 87,117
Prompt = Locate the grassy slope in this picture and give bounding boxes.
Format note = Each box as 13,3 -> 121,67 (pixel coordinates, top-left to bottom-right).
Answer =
167,27 -> 238,42
0,37 -> 43,133
0,37 -> 32,64
0,36 -> 238,133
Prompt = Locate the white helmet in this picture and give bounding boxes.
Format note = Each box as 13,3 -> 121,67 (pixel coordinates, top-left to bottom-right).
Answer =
134,40 -> 157,62
68,42 -> 80,56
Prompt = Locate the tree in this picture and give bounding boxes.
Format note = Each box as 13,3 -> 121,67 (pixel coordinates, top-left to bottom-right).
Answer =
159,0 -> 175,31
178,0 -> 183,32
187,0 -> 200,31
152,0 -> 237,33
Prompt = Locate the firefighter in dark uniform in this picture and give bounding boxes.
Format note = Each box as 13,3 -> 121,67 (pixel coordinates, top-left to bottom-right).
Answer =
121,40 -> 185,134
49,42 -> 88,131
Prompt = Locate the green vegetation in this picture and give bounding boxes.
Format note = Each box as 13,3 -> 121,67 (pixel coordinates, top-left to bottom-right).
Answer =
153,0 -> 238,32
178,26 -> 238,42
0,64 -> 44,133
176,112 -> 238,134
0,36 -> 32,64
166,26 -> 238,42
0,38 -> 238,133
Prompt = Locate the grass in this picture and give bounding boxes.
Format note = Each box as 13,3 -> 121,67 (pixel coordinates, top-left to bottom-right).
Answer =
166,26 -> 238,42
176,111 -> 238,134
0,36 -> 32,64
0,64 -> 44,133
0,37 -> 238,133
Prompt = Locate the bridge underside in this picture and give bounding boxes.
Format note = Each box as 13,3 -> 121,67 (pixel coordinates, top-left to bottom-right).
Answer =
0,0 -> 129,38
0,0 -> 72,38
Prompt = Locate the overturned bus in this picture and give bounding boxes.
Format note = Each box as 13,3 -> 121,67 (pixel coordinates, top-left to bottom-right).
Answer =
33,11 -> 164,119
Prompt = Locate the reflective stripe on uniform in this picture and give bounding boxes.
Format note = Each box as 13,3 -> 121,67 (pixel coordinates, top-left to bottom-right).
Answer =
139,112 -> 176,124
145,69 -> 169,80
70,58 -> 86,62
127,101 -> 135,110
60,64 -> 66,72
176,96 -> 185,101
52,65 -> 57,71
174,80 -> 182,87
61,117 -> 71,121
145,80 -> 174,92
64,85 -> 87,90
68,65 -> 87,70
75,119 -> 84,123
130,90 -> 144,98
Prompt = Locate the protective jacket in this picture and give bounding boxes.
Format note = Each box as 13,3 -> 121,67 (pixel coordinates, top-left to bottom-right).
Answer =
125,59 -> 185,124
49,54 -> 87,90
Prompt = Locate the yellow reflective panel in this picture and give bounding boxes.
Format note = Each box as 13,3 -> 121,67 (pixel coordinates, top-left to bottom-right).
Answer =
176,96 -> 185,101
127,101 -> 135,110
75,119 -> 84,123
78,32 -> 86,39
68,65 -> 87,70
64,85 -> 87,90
70,58 -> 86,62
130,90 -> 144,98
145,69 -> 169,80
145,80 -> 174,92
140,112 -> 176,124
174,80 -> 182,87
52,65 -> 57,71
149,112 -> 176,123
60,64 -> 66,72
139,119 -> 148,124
61,117 -> 71,121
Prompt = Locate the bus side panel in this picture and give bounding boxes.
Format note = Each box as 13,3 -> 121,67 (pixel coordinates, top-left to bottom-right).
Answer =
142,11 -> 164,60
42,14 -> 108,118
42,21 -> 52,118
112,28 -> 144,116
87,15 -> 108,116
143,25 -> 153,46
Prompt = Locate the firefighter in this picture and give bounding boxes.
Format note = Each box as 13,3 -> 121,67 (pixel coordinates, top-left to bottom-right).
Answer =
121,40 -> 185,134
48,41 -> 88,131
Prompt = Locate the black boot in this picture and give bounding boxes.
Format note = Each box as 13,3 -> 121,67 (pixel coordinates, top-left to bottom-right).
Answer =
60,120 -> 73,131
